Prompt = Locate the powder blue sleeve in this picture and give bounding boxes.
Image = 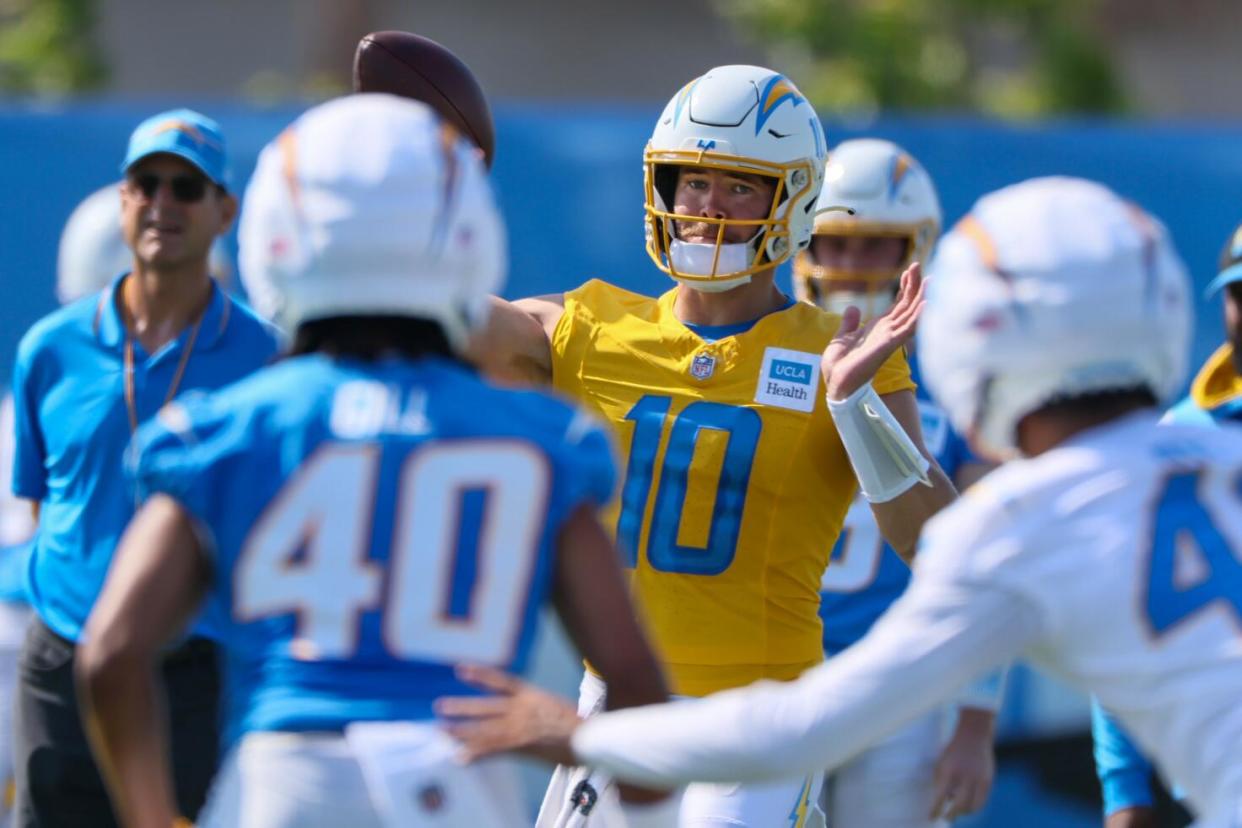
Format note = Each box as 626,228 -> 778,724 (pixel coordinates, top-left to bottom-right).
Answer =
559,412 -> 618,511
126,394 -> 260,642
1091,699 -> 1154,815
126,395 -> 245,545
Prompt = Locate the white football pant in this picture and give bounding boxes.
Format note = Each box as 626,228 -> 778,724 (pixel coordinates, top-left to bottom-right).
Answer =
820,707 -> 948,828
199,726 -> 526,827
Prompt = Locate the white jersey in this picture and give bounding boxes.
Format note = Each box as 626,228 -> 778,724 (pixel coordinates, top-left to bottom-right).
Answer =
573,412 -> 1242,826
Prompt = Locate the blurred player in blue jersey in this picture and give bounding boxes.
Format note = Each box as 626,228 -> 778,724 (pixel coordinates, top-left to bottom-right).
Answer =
1088,220 -> 1242,828
792,139 -> 1002,826
75,94 -> 673,828
9,109 -> 277,827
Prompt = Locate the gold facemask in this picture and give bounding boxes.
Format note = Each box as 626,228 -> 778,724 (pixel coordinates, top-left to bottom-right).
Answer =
643,145 -> 817,287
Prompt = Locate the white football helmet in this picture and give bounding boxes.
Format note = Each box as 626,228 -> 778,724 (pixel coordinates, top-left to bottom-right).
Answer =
240,93 -> 505,348
793,138 -> 940,319
644,65 -> 827,292
919,176 -> 1192,458
58,182 -> 231,304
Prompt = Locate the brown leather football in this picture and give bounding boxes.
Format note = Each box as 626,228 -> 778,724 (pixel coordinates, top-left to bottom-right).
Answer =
353,31 -> 496,168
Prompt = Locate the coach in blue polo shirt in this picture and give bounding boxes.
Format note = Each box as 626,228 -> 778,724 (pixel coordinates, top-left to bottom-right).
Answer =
9,109 -> 278,827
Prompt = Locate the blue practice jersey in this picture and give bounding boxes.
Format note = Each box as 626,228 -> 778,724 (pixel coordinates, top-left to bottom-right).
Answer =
130,354 -> 616,745
818,353 -> 977,654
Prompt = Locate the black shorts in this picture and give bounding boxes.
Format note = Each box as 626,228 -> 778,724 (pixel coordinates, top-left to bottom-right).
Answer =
12,616 -> 221,827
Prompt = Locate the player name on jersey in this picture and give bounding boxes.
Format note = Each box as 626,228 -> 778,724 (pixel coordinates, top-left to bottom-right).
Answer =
329,380 -> 432,439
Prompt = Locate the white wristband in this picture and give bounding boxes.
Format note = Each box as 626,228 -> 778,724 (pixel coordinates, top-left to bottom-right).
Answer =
620,793 -> 683,828
827,382 -> 931,503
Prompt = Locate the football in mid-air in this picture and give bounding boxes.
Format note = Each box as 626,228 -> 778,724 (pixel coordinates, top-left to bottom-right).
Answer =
353,30 -> 496,168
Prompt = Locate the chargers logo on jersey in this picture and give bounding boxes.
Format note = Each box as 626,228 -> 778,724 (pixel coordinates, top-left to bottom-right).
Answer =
756,347 -> 819,413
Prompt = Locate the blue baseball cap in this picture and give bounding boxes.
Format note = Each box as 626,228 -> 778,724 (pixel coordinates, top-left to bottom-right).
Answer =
121,108 -> 229,188
1206,221 -> 1242,296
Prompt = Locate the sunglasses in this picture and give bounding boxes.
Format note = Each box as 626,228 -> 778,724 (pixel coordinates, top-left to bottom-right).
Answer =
128,173 -> 213,204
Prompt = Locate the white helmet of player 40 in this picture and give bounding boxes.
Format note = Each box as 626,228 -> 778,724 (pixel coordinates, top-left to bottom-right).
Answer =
240,93 -> 505,348
918,176 -> 1192,458
793,138 -> 941,320
644,65 -> 827,292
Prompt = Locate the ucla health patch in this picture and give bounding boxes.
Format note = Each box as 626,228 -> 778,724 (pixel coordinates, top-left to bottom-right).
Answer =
755,347 -> 819,413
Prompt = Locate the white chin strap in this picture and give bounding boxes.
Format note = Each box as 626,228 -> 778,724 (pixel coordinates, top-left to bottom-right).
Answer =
668,239 -> 753,292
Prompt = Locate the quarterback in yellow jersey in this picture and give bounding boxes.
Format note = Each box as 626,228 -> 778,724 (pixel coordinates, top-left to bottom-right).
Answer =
479,65 -> 957,827
551,280 -> 916,695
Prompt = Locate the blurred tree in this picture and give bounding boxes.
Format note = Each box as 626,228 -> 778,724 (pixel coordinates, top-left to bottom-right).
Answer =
715,0 -> 1126,117
0,0 -> 106,95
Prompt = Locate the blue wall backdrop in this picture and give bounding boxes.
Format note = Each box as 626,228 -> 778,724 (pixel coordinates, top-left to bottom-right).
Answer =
3,101 -> 1241,391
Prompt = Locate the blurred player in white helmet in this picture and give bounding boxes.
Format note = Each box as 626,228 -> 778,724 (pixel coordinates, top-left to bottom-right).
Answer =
477,65 -> 958,827
75,94 -> 671,828
794,138 -> 1002,826
793,138 -> 940,320
442,177 -> 1242,828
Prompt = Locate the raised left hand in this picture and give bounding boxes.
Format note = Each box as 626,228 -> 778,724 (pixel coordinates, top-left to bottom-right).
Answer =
822,261 -> 925,402
929,707 -> 996,821
435,664 -> 581,766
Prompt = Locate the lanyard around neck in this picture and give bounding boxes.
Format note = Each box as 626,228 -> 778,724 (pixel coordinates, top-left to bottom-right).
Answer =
122,307 -> 206,435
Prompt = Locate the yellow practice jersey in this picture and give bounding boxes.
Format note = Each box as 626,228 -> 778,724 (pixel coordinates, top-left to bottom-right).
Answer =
552,279 -> 914,696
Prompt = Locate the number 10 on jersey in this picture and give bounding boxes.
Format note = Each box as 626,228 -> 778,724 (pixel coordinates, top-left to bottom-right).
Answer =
617,395 -> 762,575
